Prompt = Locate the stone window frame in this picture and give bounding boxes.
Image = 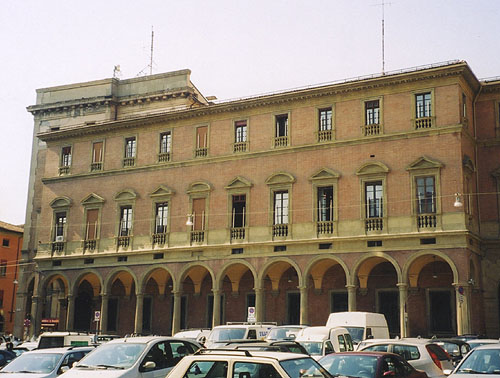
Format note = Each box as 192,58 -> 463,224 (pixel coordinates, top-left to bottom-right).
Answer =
59,144 -> 73,175
81,193 -> 105,252
49,197 -> 72,253
356,162 -> 389,235
316,104 -> 335,142
411,88 -> 436,129
406,156 -> 443,231
114,189 -> 137,249
462,156 -> 476,223
272,111 -> 291,148
361,96 -> 384,136
149,185 -> 175,247
123,135 -> 138,168
194,124 -> 210,158
186,181 -> 212,244
225,176 -> 253,243
266,172 -> 295,239
158,130 -> 173,163
233,118 -> 249,153
90,139 -> 105,172
309,168 -> 340,237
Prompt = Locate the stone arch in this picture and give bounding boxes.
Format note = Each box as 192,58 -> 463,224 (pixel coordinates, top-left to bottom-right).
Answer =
178,263 -> 216,295
103,267 -> 138,296
141,266 -> 175,296
40,273 -> 70,296
265,172 -> 296,185
49,196 -> 72,209
356,161 -> 390,176
403,250 -> 459,287
186,181 -> 212,194
216,260 -> 257,293
352,252 -> 402,288
113,189 -> 137,201
303,255 -> 350,291
72,270 -> 103,297
259,257 -> 302,290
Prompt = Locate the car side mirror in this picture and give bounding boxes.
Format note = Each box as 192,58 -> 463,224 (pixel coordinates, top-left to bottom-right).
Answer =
142,361 -> 156,371
198,336 -> 206,344
443,369 -> 452,376
59,366 -> 70,375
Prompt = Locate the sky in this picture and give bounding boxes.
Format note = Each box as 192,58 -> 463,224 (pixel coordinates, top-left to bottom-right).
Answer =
0,0 -> 498,226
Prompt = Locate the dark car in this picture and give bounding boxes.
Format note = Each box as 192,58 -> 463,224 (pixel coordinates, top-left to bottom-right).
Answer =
319,351 -> 429,378
432,338 -> 470,366
0,349 -> 16,367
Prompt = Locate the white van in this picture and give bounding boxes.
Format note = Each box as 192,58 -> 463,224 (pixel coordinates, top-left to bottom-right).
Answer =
295,326 -> 353,359
37,331 -> 95,349
326,311 -> 389,344
204,322 -> 276,348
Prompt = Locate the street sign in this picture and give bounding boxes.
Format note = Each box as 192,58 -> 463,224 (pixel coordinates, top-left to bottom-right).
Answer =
94,311 -> 101,322
247,306 -> 256,322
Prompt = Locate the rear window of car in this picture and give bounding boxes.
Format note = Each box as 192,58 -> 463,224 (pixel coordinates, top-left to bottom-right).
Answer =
426,344 -> 450,360
393,344 -> 421,361
363,344 -> 389,352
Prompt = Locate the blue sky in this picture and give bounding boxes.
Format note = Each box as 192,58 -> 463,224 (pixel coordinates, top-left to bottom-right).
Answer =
1,0 -> 498,225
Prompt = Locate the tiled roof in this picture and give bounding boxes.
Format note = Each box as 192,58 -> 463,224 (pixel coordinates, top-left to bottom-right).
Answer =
0,220 -> 24,234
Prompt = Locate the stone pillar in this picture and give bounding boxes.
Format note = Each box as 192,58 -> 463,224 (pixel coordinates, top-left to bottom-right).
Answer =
13,292 -> 26,339
66,294 -> 75,331
134,293 -> 144,335
30,295 -> 40,338
397,283 -> 408,338
99,294 -> 109,333
212,290 -> 221,327
454,283 -> 470,335
299,286 -> 308,325
255,288 -> 264,322
346,285 -> 357,311
172,291 -> 181,335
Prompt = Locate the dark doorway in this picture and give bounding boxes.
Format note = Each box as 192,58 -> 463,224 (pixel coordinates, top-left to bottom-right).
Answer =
74,281 -> 93,331
378,291 -> 400,336
430,290 -> 454,335
107,298 -> 118,331
331,292 -> 348,312
180,296 -> 187,330
287,293 -> 300,325
142,297 -> 152,333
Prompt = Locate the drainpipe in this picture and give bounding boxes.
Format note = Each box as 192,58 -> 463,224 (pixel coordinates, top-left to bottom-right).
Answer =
9,233 -> 22,324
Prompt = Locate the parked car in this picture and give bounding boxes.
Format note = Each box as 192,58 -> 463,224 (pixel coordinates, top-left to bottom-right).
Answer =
174,328 -> 211,345
448,343 -> 500,378
0,349 -> 16,367
431,339 -> 470,366
37,332 -> 95,349
165,349 -> 333,377
222,339 -> 309,354
358,338 -> 453,378
0,346 -> 93,377
326,312 -> 390,345
295,326 -> 353,359
319,351 -> 429,378
465,339 -> 500,350
265,325 -> 307,342
58,336 -> 202,377
204,322 -> 276,348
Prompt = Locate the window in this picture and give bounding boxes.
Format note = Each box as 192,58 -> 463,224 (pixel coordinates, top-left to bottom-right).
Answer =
195,126 -> 208,157
54,212 -> 67,241
234,362 -> 281,378
415,93 -> 432,118
365,181 -> 383,218
274,114 -> 289,147
317,186 -> 334,222
59,146 -> 72,174
0,290 -> 3,308
235,121 -> 247,143
2,239 -> 9,247
0,261 -> 6,277
416,176 -> 436,214
462,93 -> 467,118
365,100 -> 380,125
159,132 -> 172,162
274,191 -> 289,225
155,202 -> 168,233
319,108 -> 332,131
85,209 -> 99,240
124,137 -> 136,166
192,198 -> 206,231
231,195 -> 246,228
119,206 -> 133,236
184,361 -> 228,377
91,141 -> 103,171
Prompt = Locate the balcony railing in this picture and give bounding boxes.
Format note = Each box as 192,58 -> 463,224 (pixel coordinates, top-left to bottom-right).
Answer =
123,157 -> 135,167
84,239 -> 96,251
417,214 -> 437,228
195,147 -> 208,158
414,117 -> 433,129
51,241 -> 65,253
317,221 -> 334,235
117,236 -> 130,248
191,230 -> 205,243
318,130 -> 332,142
231,227 -> 246,240
90,162 -> 102,171
273,136 -> 289,148
158,152 -> 171,163
365,217 -> 383,231
58,166 -> 70,175
152,232 -> 167,245
273,224 -> 288,237
363,124 -> 381,136
233,142 -> 248,153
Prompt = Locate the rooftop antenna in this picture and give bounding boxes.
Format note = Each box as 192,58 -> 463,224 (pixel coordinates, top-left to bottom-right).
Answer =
149,26 -> 154,75
373,1 -> 391,75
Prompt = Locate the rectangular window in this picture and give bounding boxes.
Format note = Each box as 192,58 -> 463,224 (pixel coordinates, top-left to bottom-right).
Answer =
0,290 -> 3,307
319,108 -> 332,131
155,202 -> 168,233
61,146 -> 72,167
54,212 -> 67,241
365,181 -> 383,218
415,93 -> 432,118
416,176 -> 436,214
124,137 -> 136,158
160,132 -> 172,154
365,100 -> 380,125
317,187 -> 334,222
462,93 -> 467,118
192,198 -> 206,231
235,121 -> 247,143
275,114 -> 288,137
274,191 -> 289,225
196,126 -> 208,148
231,195 -> 246,228
120,206 -> 133,236
0,260 -> 6,277
85,209 -> 99,240
2,239 -> 9,247
92,142 -> 103,163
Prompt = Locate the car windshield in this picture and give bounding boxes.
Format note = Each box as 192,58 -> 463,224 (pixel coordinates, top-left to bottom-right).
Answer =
320,354 -> 378,378
281,357 -> 332,378
1,352 -> 63,373
456,349 -> 500,374
267,327 -> 302,341
208,327 -> 246,342
299,342 -> 323,355
344,327 -> 365,344
76,343 -> 146,369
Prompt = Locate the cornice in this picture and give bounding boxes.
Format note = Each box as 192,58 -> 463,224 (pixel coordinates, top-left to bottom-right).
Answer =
41,124 -> 464,185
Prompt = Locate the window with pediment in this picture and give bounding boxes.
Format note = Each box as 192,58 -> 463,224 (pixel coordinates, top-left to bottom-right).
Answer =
114,189 -> 137,249
81,193 -> 105,252
149,185 -> 175,246
187,181 -> 212,244
266,172 -> 295,239
49,197 -> 72,253
310,168 -> 340,236
225,177 -> 252,242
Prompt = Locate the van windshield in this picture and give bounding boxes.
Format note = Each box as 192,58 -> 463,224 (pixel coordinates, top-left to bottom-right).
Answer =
344,327 -> 364,343
209,327 -> 246,342
299,342 -> 323,356
38,336 -> 64,349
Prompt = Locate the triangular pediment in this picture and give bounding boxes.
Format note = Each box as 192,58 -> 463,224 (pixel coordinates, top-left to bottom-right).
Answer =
186,181 -> 212,194
114,189 -> 137,201
309,168 -> 340,181
81,193 -> 105,206
406,156 -> 443,171
50,196 -> 72,209
266,172 -> 296,185
225,176 -> 253,190
150,185 -> 175,198
356,162 -> 389,176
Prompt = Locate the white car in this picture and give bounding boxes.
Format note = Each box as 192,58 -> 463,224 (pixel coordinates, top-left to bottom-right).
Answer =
0,346 -> 93,377
448,343 -> 500,377
358,338 -> 453,378
58,336 -> 201,377
265,325 -> 307,342
165,349 -> 333,377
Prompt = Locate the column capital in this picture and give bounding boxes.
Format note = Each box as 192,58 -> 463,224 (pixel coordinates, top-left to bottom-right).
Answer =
135,292 -> 144,298
100,293 -> 109,299
253,287 -> 264,293
211,289 -> 221,295
298,286 -> 308,292
172,291 -> 182,297
397,282 -> 408,289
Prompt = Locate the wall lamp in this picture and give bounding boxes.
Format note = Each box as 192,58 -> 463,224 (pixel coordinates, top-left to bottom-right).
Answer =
454,193 -> 463,208
186,214 -> 194,226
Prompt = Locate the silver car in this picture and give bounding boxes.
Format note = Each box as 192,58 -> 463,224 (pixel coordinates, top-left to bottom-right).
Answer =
448,343 -> 500,378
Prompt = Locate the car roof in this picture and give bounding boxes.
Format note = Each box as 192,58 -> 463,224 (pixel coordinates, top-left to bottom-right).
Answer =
322,351 -> 403,358
193,349 -> 308,361
23,346 -> 94,354
106,336 -> 198,345
432,338 -> 469,344
470,343 -> 500,350
363,338 -> 432,345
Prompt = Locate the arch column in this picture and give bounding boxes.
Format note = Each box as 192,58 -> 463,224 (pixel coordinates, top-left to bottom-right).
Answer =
99,294 -> 109,333
66,294 -> 75,331
30,295 -> 41,337
346,285 -> 357,311
212,289 -> 221,327
172,291 -> 181,335
299,286 -> 308,325
454,283 -> 471,335
13,292 -> 26,339
397,283 -> 408,338
134,293 -> 144,335
255,287 -> 264,322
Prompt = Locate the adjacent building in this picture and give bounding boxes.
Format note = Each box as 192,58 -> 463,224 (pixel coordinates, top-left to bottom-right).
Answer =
15,60 -> 500,338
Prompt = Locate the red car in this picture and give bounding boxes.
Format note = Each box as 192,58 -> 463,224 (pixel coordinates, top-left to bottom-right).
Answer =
319,351 -> 429,378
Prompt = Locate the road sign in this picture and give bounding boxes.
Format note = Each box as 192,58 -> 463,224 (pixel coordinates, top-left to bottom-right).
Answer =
94,311 -> 101,322
247,306 -> 256,322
